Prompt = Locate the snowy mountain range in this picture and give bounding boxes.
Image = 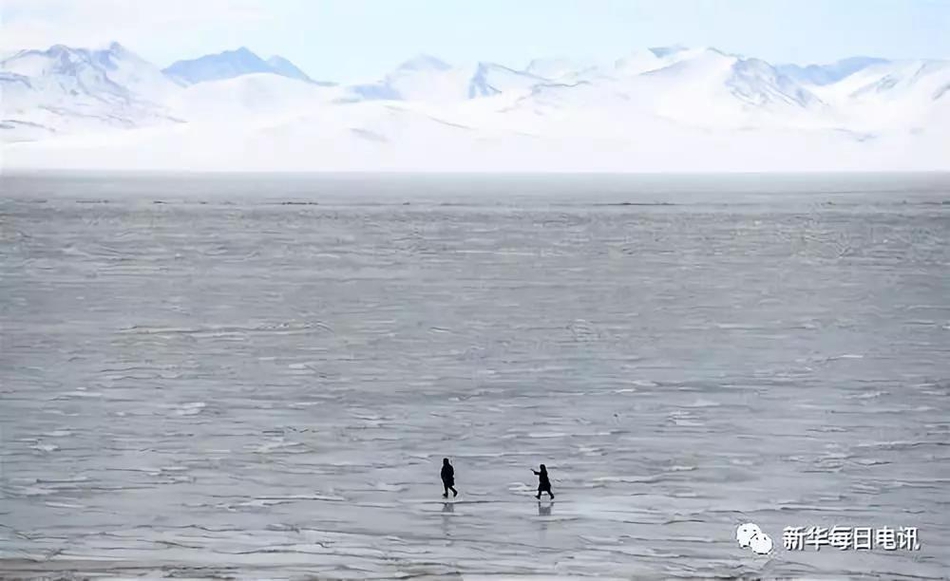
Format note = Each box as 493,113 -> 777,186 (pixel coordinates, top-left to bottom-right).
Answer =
162,47 -> 331,86
1,42 -> 948,171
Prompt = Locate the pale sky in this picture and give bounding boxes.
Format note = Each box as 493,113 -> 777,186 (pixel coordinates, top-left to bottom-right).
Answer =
2,0 -> 949,83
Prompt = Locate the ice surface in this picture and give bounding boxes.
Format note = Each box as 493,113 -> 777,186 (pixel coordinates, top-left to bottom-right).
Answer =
1,174 -> 949,579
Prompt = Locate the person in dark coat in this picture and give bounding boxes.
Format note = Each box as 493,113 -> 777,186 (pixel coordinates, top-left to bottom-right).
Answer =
441,458 -> 458,498
532,464 -> 554,499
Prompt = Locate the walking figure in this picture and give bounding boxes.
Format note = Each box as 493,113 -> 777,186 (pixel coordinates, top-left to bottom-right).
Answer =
532,464 -> 554,499
441,458 -> 458,498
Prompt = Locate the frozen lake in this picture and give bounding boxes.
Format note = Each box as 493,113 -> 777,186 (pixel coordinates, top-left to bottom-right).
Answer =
2,174 -> 949,579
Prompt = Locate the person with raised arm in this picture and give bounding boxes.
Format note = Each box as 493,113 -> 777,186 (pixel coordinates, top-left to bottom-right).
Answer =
532,464 -> 554,499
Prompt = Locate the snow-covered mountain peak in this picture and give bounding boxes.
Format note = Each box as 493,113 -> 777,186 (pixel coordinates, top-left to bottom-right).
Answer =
352,56 -> 464,102
777,56 -> 890,86
396,54 -> 453,72
0,42 -> 182,142
1,42 -> 175,95
525,57 -> 571,79
96,41 -> 133,57
349,57 -> 550,103
648,45 -> 691,59
163,47 -> 274,84
613,46 -> 731,78
728,57 -> 823,109
468,62 -> 546,98
848,60 -> 950,101
43,44 -> 72,58
90,42 -> 156,73
2,44 -> 88,76
614,50 -> 668,76
159,47 -> 325,86
637,47 -> 738,84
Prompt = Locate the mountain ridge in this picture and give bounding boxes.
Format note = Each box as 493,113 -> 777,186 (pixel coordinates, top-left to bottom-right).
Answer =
162,47 -> 327,85
2,41 -> 948,171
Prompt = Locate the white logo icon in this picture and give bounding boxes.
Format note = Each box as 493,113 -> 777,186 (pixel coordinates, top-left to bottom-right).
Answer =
736,522 -> 773,555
